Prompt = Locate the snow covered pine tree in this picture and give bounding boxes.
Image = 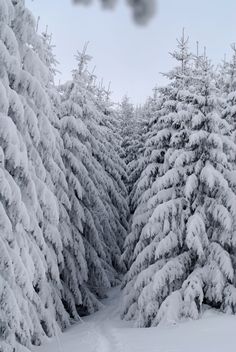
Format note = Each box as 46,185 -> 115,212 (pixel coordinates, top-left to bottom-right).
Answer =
0,1 -> 128,351
59,47 -> 129,311
128,90 -> 159,216
0,1 -> 68,350
122,31 -> 236,326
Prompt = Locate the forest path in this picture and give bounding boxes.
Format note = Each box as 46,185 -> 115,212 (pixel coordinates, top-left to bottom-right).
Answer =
33,286 -> 236,352
85,287 -> 127,352
33,287 -> 130,352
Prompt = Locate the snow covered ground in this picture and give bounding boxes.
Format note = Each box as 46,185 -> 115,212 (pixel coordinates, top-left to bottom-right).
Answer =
33,287 -> 236,352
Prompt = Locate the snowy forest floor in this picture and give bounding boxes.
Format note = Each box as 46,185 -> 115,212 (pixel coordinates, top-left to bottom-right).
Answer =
33,287 -> 236,352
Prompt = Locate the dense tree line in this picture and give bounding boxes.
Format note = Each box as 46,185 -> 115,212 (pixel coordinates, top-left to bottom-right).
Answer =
121,32 -> 236,327
0,1 -> 128,350
1,1 -> 236,351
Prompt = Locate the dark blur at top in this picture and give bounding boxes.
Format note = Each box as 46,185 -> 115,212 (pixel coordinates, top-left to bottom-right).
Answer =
72,0 -> 157,25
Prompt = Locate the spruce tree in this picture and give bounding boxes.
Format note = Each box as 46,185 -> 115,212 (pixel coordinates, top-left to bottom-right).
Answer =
122,32 -> 236,326
221,44 -> 236,137
124,31 -> 236,326
0,0 -> 69,349
122,31 -> 193,325
59,46 -> 128,310
118,95 -> 136,165
128,90 -> 159,215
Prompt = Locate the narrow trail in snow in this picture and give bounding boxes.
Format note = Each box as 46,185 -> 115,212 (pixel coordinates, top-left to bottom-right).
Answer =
90,287 -> 125,352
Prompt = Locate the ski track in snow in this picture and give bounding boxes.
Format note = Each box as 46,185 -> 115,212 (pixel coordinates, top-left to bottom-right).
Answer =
33,287 -> 236,352
93,324 -> 121,352
91,288 -> 125,352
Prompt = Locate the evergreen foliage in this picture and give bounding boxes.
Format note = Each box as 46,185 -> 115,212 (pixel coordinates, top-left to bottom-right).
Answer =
1,2 -> 236,350
0,1 -> 128,350
122,32 -> 236,327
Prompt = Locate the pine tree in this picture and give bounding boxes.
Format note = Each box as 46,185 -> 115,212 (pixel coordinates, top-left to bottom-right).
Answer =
122,32 -> 236,326
12,0 -> 75,333
122,31 -> 193,325
0,0 -> 69,350
39,28 -> 86,322
118,96 -> 136,165
59,46 -> 128,312
128,90 -> 159,215
221,44 -> 236,137
0,1 -> 129,347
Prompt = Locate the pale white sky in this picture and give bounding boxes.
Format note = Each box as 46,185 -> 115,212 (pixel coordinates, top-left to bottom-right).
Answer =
26,0 -> 236,104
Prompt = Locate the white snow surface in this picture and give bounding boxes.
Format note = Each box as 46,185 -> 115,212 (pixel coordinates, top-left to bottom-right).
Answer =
33,287 -> 236,352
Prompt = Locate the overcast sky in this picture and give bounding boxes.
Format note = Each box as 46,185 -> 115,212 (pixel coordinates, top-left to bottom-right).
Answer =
26,0 -> 236,104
